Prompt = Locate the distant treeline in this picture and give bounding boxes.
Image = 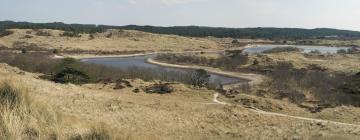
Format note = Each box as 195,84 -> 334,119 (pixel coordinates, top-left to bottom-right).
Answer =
1,20 -> 360,40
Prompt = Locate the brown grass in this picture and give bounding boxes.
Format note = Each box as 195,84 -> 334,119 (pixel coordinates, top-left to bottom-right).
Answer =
0,62 -> 360,139
0,29 -> 221,53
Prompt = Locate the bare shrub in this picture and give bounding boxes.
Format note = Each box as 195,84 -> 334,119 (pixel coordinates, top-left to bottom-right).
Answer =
12,41 -> 47,51
156,51 -> 248,71
144,82 -> 174,94
0,30 -> 14,37
61,31 -> 81,37
263,47 -> 301,53
264,62 -> 356,107
35,30 -> 51,36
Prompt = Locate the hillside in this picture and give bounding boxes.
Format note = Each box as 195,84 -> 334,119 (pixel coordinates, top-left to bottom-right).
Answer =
0,29 -> 220,53
1,63 -> 360,139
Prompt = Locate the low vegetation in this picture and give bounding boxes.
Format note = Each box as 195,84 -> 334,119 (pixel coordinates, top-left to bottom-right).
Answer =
144,82 -> 174,94
35,30 -> 51,36
254,62 -> 360,109
0,30 -> 13,37
61,31 -> 81,37
263,47 -> 301,53
190,69 -> 211,88
156,50 -> 248,71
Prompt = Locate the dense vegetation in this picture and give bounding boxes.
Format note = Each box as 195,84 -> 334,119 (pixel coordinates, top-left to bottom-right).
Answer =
253,62 -> 360,111
2,21 -> 360,40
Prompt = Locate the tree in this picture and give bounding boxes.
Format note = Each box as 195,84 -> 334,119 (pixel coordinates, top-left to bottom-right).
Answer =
53,67 -> 90,84
190,69 -> 210,88
53,58 -> 90,84
21,48 -> 27,54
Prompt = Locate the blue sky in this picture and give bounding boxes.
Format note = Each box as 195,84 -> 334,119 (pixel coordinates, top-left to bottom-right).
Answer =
1,0 -> 360,31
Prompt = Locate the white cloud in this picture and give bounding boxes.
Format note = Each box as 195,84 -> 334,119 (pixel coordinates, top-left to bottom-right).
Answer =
128,0 -> 208,5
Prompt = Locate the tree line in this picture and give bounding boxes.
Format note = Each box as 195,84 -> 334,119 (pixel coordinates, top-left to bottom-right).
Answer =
1,20 -> 360,40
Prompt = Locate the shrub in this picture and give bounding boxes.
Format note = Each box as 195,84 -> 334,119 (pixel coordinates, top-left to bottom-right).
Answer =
89,34 -> 95,40
231,39 -> 239,44
309,50 -> 321,54
307,64 -> 327,71
113,79 -> 132,90
263,47 -> 301,53
253,59 -> 259,65
12,41 -> 46,51
21,48 -> 27,54
35,30 -> 51,36
53,67 -> 90,84
263,62 -> 356,107
133,88 -> 140,93
0,83 -> 24,109
190,69 -> 210,88
52,49 -> 59,54
83,127 -> 111,140
144,83 -> 174,94
0,30 -> 14,37
21,35 -> 33,39
337,49 -> 347,54
61,31 -> 81,37
337,47 -> 359,54
339,72 -> 360,95
105,33 -> 112,38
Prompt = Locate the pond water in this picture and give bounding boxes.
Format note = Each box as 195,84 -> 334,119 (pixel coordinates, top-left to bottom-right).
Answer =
81,55 -> 244,85
243,44 -> 350,54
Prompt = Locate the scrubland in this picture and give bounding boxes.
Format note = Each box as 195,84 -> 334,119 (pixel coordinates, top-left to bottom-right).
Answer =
1,29 -> 360,139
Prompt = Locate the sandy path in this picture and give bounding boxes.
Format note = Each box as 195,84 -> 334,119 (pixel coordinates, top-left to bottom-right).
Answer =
213,93 -> 360,128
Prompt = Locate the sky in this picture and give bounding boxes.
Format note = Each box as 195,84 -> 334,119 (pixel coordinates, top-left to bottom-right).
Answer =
1,0 -> 360,31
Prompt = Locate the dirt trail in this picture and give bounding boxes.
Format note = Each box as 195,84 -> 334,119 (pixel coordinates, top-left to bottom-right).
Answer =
213,93 -> 360,128
147,58 -> 265,87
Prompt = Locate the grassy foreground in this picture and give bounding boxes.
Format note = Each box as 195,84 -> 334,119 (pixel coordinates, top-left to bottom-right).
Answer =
1,62 -> 360,140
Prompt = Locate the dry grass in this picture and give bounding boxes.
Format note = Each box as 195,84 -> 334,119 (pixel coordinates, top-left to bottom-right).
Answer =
0,62 -> 360,139
0,29 -> 221,53
0,71 -> 118,139
247,52 -> 360,73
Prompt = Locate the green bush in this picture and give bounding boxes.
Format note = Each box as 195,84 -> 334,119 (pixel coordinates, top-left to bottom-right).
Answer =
21,48 -> 27,54
190,69 -> 210,88
53,67 -> 90,84
52,49 -> 59,54
253,59 -> 259,65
